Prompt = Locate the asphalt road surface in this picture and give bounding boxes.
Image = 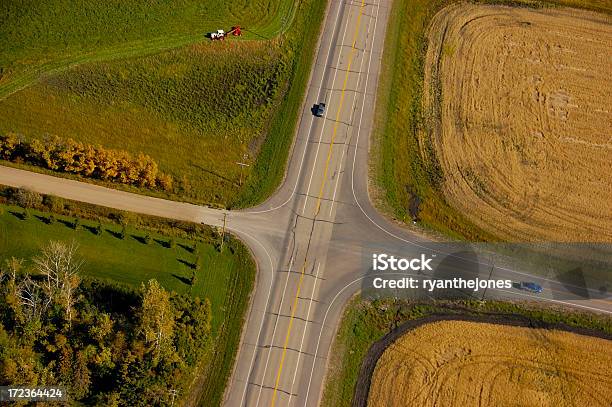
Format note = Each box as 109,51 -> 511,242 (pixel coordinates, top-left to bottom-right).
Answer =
1,0 -> 611,405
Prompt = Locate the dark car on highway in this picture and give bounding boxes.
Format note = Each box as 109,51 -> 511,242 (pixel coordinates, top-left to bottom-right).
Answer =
314,102 -> 326,117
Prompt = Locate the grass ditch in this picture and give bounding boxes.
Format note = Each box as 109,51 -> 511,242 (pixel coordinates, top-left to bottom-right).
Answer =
371,0 -> 612,241
0,186 -> 255,406
321,297 -> 612,407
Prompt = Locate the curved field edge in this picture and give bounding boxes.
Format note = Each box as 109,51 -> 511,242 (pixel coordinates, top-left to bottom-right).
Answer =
370,0 -> 612,241
0,186 -> 256,407
321,297 -> 612,407
0,0 -> 297,101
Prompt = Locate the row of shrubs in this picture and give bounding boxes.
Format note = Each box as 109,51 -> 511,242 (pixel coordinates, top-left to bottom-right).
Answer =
0,133 -> 172,190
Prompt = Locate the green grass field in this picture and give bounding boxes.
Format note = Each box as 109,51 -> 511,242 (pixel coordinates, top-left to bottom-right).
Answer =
0,0 -> 326,208
0,0 -> 296,95
0,202 -> 255,405
0,42 -> 286,206
371,0 -> 612,241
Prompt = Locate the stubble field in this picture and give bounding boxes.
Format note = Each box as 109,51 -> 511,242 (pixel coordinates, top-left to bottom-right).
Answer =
423,4 -> 612,242
368,320 -> 612,407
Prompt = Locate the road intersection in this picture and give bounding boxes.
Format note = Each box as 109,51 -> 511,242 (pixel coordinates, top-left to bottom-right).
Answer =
1,0 -> 610,406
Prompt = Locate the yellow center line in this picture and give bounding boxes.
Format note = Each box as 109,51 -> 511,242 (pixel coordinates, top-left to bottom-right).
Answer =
269,0 -> 367,405
313,0 -> 365,217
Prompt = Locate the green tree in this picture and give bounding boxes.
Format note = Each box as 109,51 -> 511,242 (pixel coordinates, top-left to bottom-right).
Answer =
72,350 -> 91,399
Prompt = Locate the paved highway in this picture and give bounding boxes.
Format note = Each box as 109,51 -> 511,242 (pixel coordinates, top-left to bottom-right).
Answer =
1,0 -> 610,405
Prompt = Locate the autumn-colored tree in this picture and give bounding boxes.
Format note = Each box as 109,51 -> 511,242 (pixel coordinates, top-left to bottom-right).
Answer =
157,173 -> 173,192
139,280 -> 176,362
3,133 -> 172,190
95,148 -> 120,181
0,133 -> 21,159
135,153 -> 159,187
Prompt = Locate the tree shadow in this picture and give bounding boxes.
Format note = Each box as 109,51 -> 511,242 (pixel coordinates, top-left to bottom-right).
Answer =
9,210 -> 26,220
131,235 -> 148,245
107,229 -> 124,239
172,273 -> 192,286
58,218 -> 75,229
35,214 -> 51,224
83,225 -> 100,236
154,238 -> 171,248
178,243 -> 195,253
177,258 -> 196,269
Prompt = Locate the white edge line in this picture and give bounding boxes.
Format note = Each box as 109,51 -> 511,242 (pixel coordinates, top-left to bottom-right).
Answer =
287,262 -> 322,404
303,272 -> 612,406
244,0 -> 348,216
254,247 -> 297,406
229,227 -> 276,407
302,0 -> 353,215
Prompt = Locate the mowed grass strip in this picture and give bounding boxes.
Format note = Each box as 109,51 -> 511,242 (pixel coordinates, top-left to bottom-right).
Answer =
371,0 -> 612,241
0,0 -> 296,96
0,203 -> 255,406
0,203 -> 243,333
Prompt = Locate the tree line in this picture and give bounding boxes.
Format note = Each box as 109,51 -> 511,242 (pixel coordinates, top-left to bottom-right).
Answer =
0,133 -> 173,191
0,241 -> 211,406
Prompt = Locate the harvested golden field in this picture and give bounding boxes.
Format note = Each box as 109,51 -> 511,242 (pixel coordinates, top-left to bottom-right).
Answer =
423,4 -> 612,242
368,320 -> 612,407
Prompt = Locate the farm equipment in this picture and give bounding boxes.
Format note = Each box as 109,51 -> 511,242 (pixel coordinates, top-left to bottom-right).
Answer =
208,26 -> 242,40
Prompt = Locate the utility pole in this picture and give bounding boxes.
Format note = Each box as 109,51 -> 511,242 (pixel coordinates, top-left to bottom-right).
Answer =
236,153 -> 250,186
481,263 -> 495,302
220,212 -> 227,252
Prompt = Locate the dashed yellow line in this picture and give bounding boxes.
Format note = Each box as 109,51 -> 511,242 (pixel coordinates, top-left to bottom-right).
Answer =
269,0 -> 367,405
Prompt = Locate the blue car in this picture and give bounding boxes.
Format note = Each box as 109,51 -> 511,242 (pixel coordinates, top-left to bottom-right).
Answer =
519,281 -> 543,294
